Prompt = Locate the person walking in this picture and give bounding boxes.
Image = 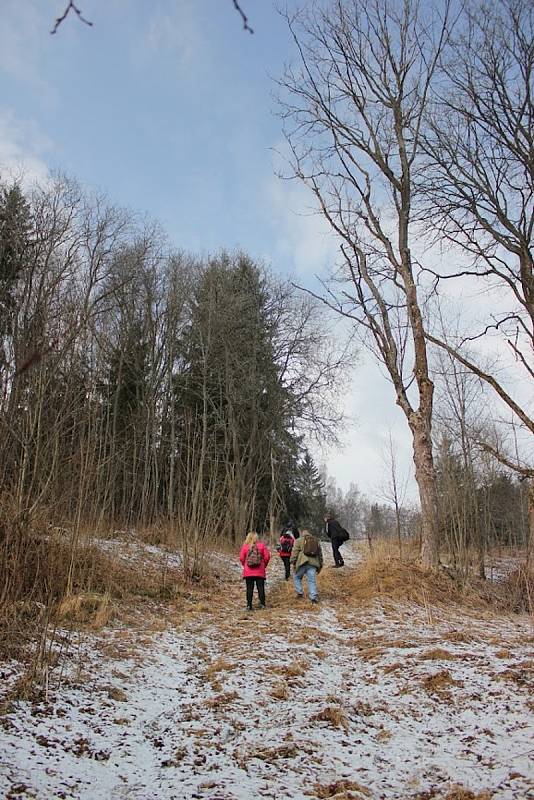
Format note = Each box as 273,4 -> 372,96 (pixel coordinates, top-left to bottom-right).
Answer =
290,529 -> 323,603
239,532 -> 270,612
324,514 -> 347,567
282,521 -> 300,540
277,527 -> 295,580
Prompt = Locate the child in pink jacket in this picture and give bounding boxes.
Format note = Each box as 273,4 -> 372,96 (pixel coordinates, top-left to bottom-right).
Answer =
239,531 -> 270,612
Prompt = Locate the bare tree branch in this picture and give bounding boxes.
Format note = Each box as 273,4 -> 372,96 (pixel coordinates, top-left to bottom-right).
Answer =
232,0 -> 253,34
50,2 -> 253,36
51,1 -> 93,34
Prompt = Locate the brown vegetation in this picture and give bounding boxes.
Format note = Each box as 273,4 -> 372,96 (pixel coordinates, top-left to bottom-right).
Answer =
321,538 -> 532,616
314,779 -> 371,799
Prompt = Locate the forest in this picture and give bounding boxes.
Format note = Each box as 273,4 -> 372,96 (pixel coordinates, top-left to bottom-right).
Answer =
0,167 -> 530,613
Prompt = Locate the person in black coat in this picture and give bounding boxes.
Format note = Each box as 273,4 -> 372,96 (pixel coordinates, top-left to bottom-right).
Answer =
324,514 -> 345,567
283,521 -> 300,540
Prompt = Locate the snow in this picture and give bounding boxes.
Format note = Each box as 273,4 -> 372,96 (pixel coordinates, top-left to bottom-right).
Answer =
1,543 -> 532,800
93,537 -> 183,571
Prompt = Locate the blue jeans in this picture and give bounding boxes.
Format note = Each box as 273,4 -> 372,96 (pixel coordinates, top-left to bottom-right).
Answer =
294,564 -> 318,600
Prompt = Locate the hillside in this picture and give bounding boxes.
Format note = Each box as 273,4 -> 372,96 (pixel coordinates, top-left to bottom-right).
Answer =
0,541 -> 532,800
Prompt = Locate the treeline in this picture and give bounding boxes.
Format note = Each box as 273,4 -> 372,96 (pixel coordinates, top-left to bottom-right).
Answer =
325,452 -> 529,577
0,175 -> 347,552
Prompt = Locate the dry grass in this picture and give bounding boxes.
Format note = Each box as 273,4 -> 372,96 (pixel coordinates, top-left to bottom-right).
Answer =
311,705 -> 349,730
205,691 -> 239,709
418,648 -> 458,661
496,667 -> 533,689
204,657 -> 235,678
422,669 -> 463,695
445,630 -> 476,644
444,788 -> 493,800
271,683 -> 290,700
106,686 -> 128,702
314,779 -> 371,799
272,660 -> 308,678
322,537 -> 532,615
0,498 -> 212,672
318,538 -> 467,608
495,565 -> 534,613
245,743 -> 299,762
57,592 -> 113,628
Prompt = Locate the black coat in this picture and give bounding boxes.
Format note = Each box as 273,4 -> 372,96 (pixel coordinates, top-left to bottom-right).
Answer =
326,518 -> 345,543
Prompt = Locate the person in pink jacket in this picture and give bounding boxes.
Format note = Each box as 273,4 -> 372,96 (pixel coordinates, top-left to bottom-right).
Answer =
239,531 -> 270,612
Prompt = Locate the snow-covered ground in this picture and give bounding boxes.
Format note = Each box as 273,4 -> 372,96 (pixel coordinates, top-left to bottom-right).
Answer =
1,543 -> 532,799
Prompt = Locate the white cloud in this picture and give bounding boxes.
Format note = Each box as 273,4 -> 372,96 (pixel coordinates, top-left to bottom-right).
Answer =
0,111 -> 51,186
314,353 -> 418,502
144,0 -> 204,70
265,173 -> 339,277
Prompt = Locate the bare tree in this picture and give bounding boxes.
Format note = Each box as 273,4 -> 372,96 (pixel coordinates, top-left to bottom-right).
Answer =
278,0 -> 454,566
420,0 -> 534,554
380,432 -> 409,557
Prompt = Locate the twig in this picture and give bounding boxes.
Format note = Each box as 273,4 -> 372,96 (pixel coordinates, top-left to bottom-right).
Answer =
51,2 -> 93,35
232,0 -> 253,34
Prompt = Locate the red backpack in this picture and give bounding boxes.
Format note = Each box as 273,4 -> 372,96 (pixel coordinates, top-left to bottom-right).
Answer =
279,534 -> 294,554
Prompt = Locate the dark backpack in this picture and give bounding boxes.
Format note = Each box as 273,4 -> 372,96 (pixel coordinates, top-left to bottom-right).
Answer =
280,535 -> 293,554
302,534 -> 319,557
246,543 -> 262,568
340,527 -> 350,542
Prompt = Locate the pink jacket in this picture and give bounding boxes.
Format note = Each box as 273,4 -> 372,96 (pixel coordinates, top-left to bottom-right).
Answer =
239,542 -> 271,578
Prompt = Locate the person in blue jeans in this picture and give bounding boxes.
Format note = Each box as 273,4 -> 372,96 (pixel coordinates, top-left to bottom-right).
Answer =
289,529 -> 323,604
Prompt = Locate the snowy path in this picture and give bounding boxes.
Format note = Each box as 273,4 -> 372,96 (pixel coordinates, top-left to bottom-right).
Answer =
1,545 -> 533,800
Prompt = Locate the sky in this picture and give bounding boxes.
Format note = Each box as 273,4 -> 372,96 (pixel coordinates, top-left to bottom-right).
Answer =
0,0 -> 432,503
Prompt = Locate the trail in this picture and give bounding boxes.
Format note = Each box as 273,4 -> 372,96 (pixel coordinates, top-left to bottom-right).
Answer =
0,544 -> 532,800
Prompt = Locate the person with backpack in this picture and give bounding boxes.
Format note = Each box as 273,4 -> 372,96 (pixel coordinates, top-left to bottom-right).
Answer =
282,521 -> 300,540
289,528 -> 323,603
239,532 -> 271,612
324,513 -> 349,567
277,527 -> 295,580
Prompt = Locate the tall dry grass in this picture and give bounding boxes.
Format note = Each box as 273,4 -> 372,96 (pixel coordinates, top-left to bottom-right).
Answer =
0,495 -> 212,686
319,537 -> 532,614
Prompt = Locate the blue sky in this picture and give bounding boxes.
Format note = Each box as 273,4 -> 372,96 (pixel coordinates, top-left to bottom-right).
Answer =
1,1 -> 314,260
0,0 -> 418,503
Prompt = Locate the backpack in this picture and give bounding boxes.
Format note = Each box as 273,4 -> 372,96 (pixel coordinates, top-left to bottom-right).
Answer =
302,533 -> 319,557
280,535 -> 293,554
340,527 -> 350,543
246,543 -> 262,568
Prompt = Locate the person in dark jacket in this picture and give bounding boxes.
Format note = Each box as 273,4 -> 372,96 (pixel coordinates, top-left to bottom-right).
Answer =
283,521 -> 300,540
324,514 -> 345,567
277,528 -> 295,580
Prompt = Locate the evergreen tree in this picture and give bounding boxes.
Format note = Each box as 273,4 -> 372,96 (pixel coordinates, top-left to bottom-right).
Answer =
177,253 -> 297,536
287,450 -> 326,534
0,182 -> 32,369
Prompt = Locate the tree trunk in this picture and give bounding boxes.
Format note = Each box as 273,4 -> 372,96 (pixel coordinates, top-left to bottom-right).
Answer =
528,479 -> 534,569
410,413 -> 440,568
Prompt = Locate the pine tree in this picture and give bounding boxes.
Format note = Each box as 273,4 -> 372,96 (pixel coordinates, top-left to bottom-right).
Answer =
292,450 -> 326,534
0,182 -> 32,368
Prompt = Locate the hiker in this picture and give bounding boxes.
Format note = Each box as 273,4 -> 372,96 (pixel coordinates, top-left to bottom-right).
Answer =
239,532 -> 270,612
290,528 -> 323,603
277,527 -> 295,580
282,521 -> 300,540
324,513 -> 347,567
